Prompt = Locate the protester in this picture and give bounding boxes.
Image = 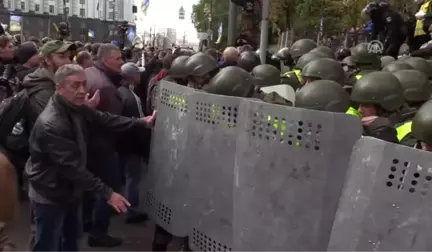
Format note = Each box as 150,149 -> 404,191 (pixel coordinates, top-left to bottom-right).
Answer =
118,62 -> 150,224
26,64 -> 156,251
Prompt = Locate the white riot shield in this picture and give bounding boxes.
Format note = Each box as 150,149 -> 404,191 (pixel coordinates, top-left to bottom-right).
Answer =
233,101 -> 362,251
329,137 -> 432,251
185,92 -> 244,251
143,81 -> 194,237
260,84 -> 296,104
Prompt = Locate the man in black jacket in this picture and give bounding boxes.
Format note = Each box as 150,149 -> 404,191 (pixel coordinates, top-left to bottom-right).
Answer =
118,62 -> 149,224
26,64 -> 156,251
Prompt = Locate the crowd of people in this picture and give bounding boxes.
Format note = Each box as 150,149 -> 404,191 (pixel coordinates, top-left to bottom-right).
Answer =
1,0 -> 432,251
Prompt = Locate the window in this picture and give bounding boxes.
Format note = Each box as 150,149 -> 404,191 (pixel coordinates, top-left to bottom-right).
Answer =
64,7 -> 69,14
79,0 -> 85,4
20,1 -> 24,10
109,2 -> 114,8
49,5 -> 54,13
35,4 -> 39,11
79,8 -> 85,16
65,0 -> 69,2
108,12 -> 114,19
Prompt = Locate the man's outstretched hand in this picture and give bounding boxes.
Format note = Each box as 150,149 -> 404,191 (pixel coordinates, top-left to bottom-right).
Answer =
138,110 -> 156,128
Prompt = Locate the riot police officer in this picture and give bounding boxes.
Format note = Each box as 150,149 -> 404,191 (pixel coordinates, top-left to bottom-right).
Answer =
251,64 -> 281,87
362,0 -> 406,58
412,100 -> 432,150
295,80 -> 350,113
165,55 -> 190,86
289,39 -> 317,62
403,57 -> 432,79
185,52 -> 219,89
301,58 -> 360,117
351,72 -> 404,143
147,55 -> 191,115
350,43 -> 381,79
205,66 -> 291,106
281,51 -> 327,90
380,55 -> 395,67
237,51 -> 260,72
301,58 -> 345,85
310,46 -> 335,59
392,69 -> 431,146
382,61 -> 414,73
272,47 -> 293,71
204,66 -> 255,97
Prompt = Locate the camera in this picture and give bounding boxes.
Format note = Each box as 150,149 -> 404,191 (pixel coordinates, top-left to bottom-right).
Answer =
59,22 -> 70,40
117,21 -> 129,35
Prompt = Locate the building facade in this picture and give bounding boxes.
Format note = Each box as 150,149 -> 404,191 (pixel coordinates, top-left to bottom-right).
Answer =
0,0 -> 136,42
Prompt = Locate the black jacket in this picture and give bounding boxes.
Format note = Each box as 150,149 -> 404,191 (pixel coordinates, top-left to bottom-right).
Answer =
26,93 -> 143,205
118,85 -> 151,159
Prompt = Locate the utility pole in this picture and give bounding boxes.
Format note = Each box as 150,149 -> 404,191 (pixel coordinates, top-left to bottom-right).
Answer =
228,1 -> 237,45
259,0 -> 269,64
183,31 -> 186,46
207,0 -> 213,46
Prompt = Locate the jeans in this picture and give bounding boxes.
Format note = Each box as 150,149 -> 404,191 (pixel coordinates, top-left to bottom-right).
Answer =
89,152 -> 121,237
32,201 -> 82,251
121,154 -> 146,218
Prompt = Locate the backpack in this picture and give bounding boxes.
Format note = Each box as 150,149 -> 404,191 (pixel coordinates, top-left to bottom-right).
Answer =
0,84 -> 48,143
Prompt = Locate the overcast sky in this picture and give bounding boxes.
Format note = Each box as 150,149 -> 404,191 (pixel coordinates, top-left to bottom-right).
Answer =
135,0 -> 199,42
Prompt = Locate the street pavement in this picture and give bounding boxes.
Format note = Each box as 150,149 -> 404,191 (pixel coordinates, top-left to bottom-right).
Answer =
8,201 -> 183,251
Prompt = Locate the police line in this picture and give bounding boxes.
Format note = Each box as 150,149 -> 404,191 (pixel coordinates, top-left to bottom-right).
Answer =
143,80 -> 432,251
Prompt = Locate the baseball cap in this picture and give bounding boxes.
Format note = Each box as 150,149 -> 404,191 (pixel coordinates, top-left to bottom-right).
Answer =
39,40 -> 76,57
121,62 -> 145,77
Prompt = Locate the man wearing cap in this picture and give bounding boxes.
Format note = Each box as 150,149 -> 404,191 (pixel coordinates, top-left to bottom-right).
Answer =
20,39 -> 75,250
118,62 -> 149,224
21,40 -> 76,129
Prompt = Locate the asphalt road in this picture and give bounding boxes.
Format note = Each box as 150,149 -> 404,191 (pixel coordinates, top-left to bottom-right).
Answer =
8,201 -> 183,251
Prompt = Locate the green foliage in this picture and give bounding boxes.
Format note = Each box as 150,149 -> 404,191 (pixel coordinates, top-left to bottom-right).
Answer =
191,0 -> 230,48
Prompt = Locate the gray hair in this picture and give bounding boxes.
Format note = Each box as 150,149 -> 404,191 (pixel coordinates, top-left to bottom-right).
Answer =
55,64 -> 84,85
97,43 -> 121,61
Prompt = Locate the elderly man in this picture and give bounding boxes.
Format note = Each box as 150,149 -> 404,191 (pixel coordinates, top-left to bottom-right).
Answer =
26,64 -> 156,251
220,47 -> 239,68
84,44 -> 126,247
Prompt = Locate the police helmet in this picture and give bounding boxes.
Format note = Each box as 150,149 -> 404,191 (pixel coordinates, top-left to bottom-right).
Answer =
351,72 -> 404,112
290,39 -> 317,59
393,70 -> 431,103
412,100 -> 432,145
237,51 -> 261,72
169,55 -> 190,79
204,66 -> 255,97
302,58 -> 345,84
295,80 -> 350,113
185,52 -> 219,77
251,64 -> 281,87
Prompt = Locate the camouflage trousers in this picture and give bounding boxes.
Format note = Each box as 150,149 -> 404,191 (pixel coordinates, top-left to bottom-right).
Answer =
0,224 -> 15,251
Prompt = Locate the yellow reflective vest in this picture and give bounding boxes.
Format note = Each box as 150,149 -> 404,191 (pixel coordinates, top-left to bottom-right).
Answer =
415,1 -> 432,37
346,107 -> 361,118
355,74 -> 362,80
396,121 -> 412,142
283,69 -> 302,84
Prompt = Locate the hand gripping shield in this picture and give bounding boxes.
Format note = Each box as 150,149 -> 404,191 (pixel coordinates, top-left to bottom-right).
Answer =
185,91 -> 244,252
143,80 -> 194,237
233,101 -> 362,251
329,137 -> 432,251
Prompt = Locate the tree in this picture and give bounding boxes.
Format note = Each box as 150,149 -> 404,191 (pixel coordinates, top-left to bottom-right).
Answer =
191,0 -> 230,47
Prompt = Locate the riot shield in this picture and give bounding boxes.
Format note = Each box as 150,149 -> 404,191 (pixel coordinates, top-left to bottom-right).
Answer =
185,92 -> 244,251
233,101 -> 362,251
143,80 -> 194,237
328,137 -> 432,251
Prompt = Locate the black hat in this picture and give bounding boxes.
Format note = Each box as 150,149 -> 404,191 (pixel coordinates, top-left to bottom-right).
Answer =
15,42 -> 38,65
